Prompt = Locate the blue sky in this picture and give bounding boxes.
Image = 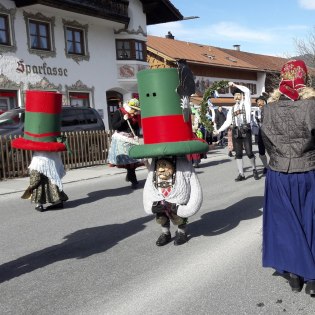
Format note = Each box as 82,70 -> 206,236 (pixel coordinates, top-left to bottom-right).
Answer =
147,0 -> 315,57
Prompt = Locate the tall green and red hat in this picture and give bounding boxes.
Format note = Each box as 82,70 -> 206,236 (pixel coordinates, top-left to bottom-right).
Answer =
11,90 -> 66,152
129,68 -> 208,158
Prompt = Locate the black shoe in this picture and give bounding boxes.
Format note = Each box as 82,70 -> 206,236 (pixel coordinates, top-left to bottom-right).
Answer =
131,181 -> 138,189
35,205 -> 44,212
156,233 -> 171,246
305,280 -> 315,296
46,202 -> 64,210
253,169 -> 259,180
174,231 -> 188,246
228,151 -> 233,157
289,273 -> 304,292
235,174 -> 245,182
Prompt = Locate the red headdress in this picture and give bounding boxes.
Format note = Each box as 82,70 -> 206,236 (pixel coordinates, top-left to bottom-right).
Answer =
279,60 -> 308,101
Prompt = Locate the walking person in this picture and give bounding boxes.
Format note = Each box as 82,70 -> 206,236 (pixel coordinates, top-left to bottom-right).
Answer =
215,82 -> 259,181
261,60 -> 315,296
227,126 -> 234,157
107,98 -> 142,189
214,106 -> 226,147
254,95 -> 269,173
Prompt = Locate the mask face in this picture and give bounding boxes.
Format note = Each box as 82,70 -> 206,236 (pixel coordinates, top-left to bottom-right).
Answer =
156,159 -> 175,180
233,93 -> 242,101
256,99 -> 265,108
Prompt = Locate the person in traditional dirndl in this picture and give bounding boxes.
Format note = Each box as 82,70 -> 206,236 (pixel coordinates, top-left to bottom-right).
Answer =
107,98 -> 142,189
12,90 -> 68,212
261,59 -> 315,296
129,63 -> 208,246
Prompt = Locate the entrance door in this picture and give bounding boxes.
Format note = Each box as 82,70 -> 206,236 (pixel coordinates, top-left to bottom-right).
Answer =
106,91 -> 122,130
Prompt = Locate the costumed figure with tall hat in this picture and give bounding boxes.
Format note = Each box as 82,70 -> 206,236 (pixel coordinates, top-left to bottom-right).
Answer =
12,91 -> 68,212
129,61 -> 208,246
107,98 -> 142,189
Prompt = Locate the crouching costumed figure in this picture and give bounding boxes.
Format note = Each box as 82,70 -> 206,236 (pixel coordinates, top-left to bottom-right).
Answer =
129,63 -> 208,246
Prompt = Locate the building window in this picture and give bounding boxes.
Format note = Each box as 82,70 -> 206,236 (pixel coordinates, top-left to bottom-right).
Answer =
135,41 -> 143,60
0,14 -> 10,46
0,90 -> 18,113
66,27 -> 84,55
24,12 -> 56,58
63,19 -> 89,62
232,82 -> 257,95
0,4 -> 16,53
69,92 -> 90,107
29,19 -> 51,50
116,39 -> 146,61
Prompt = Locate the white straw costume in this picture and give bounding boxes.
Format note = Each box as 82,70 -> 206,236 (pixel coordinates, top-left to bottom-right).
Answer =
29,151 -> 66,191
143,157 -> 203,218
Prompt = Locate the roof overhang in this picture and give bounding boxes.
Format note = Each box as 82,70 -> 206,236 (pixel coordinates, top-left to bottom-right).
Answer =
140,0 -> 183,25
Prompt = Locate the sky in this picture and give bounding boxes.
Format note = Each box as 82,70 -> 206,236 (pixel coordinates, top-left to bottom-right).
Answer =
147,0 -> 315,57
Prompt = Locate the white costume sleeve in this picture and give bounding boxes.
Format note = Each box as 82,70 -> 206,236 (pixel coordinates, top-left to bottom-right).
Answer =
176,171 -> 203,218
234,84 -> 251,123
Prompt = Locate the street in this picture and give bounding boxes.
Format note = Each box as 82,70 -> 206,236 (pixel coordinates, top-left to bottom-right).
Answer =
0,146 -> 314,315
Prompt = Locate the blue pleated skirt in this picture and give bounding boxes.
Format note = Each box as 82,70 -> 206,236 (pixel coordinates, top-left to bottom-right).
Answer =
263,169 -> 315,281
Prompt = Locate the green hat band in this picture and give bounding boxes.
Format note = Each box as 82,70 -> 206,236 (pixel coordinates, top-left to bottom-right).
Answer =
24,112 -> 61,142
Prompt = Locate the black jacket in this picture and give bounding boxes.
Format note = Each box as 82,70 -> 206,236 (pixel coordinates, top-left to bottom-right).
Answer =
215,110 -> 226,129
261,98 -> 315,173
111,108 -> 140,135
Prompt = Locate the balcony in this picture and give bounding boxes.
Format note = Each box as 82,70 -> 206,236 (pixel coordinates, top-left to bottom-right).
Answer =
14,0 -> 130,26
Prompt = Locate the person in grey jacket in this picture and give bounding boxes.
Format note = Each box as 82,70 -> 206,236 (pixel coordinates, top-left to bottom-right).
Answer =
261,60 -> 315,296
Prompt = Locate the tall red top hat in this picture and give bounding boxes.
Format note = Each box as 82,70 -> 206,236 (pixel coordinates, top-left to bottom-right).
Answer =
11,90 -> 66,151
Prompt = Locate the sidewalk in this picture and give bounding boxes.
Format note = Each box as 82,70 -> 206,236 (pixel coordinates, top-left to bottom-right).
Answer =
0,164 -> 147,196
0,145 -> 225,196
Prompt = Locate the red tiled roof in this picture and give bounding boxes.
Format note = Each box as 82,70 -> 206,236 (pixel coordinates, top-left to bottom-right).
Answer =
147,35 -> 288,72
217,48 -> 287,72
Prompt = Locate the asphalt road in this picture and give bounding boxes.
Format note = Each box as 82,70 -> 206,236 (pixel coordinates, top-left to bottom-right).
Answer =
0,147 -> 314,315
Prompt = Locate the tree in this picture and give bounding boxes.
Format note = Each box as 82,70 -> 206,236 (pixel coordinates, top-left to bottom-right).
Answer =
294,27 -> 315,87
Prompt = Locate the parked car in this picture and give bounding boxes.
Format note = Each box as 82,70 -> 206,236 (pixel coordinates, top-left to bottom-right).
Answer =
0,106 -> 105,137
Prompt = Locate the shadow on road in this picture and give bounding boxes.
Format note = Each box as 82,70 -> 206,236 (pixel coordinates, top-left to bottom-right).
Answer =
61,179 -> 145,209
189,196 -> 263,238
0,215 -> 153,283
198,158 -> 231,169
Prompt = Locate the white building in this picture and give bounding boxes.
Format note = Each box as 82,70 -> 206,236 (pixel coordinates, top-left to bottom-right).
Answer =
0,0 -> 182,129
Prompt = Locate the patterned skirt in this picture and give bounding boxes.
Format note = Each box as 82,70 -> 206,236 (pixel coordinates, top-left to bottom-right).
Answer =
29,170 -> 68,205
107,132 -> 143,168
263,169 -> 315,280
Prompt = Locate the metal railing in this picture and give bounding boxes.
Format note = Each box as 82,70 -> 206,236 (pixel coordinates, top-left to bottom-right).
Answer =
0,130 -> 112,180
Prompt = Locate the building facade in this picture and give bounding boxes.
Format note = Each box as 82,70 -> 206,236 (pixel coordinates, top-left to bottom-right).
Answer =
0,0 -> 182,128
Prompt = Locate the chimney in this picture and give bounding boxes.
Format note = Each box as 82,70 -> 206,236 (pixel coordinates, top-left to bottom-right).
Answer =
233,44 -> 240,51
165,31 -> 174,39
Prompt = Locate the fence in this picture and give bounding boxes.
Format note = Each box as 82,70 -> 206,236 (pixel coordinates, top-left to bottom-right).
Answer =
0,130 -> 112,180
